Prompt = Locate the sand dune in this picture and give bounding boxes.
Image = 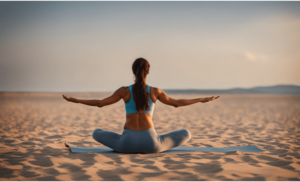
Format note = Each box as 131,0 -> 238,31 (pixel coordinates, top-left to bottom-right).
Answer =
0,93 -> 300,180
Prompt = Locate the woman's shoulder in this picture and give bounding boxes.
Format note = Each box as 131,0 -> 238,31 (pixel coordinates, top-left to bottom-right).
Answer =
149,85 -> 158,90
120,86 -> 130,91
114,86 -> 130,94
149,86 -> 163,95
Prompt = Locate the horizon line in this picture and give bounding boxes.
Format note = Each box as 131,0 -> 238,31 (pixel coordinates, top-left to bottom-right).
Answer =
1,84 -> 299,93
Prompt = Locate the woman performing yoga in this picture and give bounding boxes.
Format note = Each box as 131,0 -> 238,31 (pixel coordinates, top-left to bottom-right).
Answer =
63,58 -> 220,153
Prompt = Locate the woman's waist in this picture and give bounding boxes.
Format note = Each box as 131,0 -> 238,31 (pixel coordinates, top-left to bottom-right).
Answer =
123,127 -> 156,133
124,114 -> 154,131
122,127 -> 158,138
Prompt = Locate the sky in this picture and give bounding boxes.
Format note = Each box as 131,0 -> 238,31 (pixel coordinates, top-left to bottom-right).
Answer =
0,1 -> 299,92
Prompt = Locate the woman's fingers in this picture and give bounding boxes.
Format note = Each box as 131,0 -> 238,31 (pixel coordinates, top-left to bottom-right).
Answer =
62,95 -> 70,101
201,96 -> 220,103
208,96 -> 220,101
62,95 -> 78,103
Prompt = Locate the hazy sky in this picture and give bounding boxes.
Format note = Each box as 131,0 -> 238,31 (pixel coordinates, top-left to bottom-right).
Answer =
0,2 -> 299,92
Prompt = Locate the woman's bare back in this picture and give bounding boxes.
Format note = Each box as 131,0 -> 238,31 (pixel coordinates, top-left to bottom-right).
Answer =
123,86 -> 157,131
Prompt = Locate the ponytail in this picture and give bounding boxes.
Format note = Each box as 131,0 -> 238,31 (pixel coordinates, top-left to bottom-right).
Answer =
132,58 -> 150,112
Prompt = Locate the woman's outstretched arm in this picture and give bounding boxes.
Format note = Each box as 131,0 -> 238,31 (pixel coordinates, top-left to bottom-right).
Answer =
62,87 -> 125,108
155,88 -> 220,108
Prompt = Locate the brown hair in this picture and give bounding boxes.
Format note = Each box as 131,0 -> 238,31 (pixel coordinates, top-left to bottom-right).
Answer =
132,58 -> 150,112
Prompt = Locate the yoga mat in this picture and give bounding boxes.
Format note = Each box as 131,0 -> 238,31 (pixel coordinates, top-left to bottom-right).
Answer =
65,143 -> 264,154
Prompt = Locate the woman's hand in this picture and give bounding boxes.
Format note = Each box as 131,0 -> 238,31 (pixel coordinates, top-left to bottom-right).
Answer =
62,95 -> 78,103
201,96 -> 220,103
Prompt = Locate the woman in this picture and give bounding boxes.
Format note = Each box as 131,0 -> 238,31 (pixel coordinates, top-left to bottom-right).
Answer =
63,58 -> 220,153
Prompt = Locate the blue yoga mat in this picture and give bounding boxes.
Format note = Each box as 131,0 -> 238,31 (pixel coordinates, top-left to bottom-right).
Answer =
65,143 -> 264,154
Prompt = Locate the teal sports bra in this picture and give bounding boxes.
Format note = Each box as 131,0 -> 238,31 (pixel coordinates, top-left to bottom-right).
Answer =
125,85 -> 155,115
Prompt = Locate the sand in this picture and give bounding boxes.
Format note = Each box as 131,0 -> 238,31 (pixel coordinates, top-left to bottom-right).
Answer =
0,92 -> 300,180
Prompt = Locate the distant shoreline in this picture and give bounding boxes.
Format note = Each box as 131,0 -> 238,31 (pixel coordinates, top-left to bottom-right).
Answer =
164,85 -> 300,95
1,84 -> 300,95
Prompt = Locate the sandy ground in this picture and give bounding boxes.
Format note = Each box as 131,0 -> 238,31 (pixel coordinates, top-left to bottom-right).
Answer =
0,92 -> 300,181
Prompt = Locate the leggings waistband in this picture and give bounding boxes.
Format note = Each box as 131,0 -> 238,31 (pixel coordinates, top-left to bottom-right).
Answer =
123,128 -> 156,134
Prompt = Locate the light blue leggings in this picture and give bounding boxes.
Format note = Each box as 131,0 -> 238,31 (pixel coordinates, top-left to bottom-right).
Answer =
92,128 -> 191,153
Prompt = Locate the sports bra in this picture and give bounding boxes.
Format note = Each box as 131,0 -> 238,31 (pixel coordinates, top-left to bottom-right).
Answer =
125,85 -> 155,115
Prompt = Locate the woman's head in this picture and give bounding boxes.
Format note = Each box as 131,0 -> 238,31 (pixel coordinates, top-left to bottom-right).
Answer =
132,58 -> 150,112
132,58 -> 150,80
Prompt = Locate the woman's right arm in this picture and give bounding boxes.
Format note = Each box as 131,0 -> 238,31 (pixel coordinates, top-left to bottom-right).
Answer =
155,88 -> 220,108
62,87 -> 126,108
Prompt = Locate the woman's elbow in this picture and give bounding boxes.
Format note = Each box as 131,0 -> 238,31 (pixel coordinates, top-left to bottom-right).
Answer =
96,101 -> 103,108
173,102 -> 180,108
172,100 -> 182,108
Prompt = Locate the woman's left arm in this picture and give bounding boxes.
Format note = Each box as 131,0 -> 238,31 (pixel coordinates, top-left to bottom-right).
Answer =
62,87 -> 125,108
